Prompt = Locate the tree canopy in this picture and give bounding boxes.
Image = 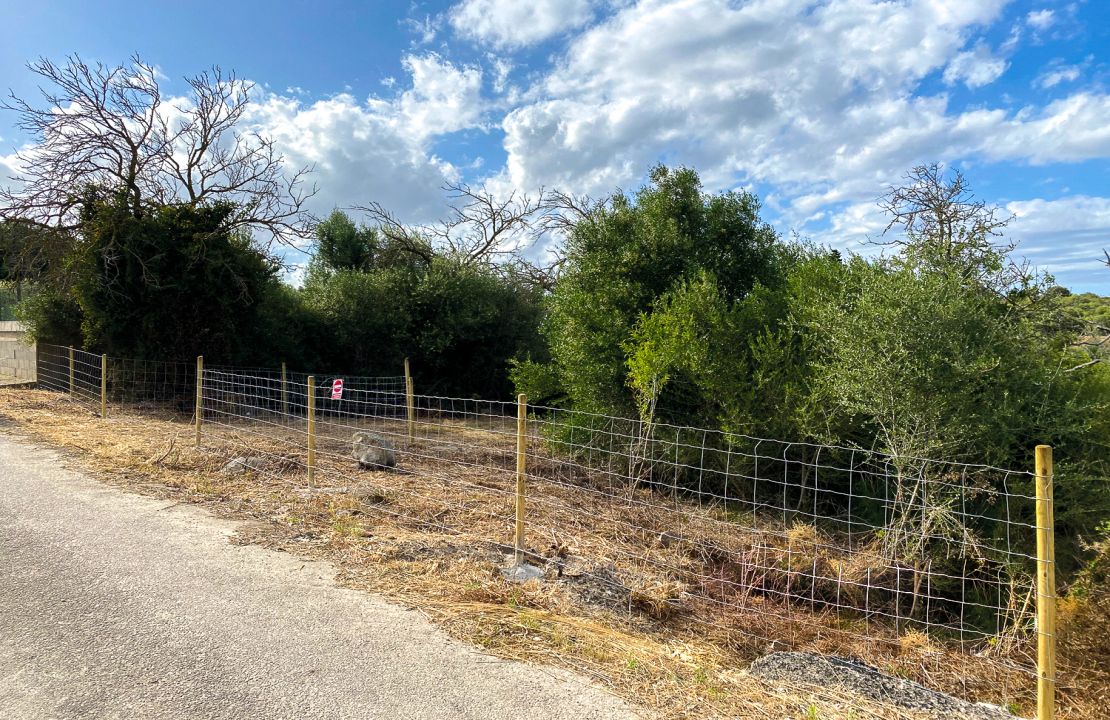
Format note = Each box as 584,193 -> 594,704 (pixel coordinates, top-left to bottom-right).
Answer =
1,54 -> 315,248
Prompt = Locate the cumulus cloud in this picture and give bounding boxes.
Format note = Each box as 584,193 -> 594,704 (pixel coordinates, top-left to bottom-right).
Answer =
449,0 -> 598,50
493,0 -> 1109,224
247,94 -> 457,226
943,42 -> 1009,88
238,52 -> 487,256
498,0 -> 1005,199
1026,9 -> 1055,31
395,53 -> 484,137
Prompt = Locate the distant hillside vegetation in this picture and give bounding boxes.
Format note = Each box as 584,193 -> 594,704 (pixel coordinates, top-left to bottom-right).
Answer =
1059,291 -> 1110,328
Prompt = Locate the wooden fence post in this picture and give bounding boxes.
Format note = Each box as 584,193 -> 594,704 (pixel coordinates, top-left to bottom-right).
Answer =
100,354 -> 108,418
1036,444 -> 1056,720
281,361 -> 288,419
307,375 -> 316,488
404,357 -> 415,444
195,356 -> 204,447
514,393 -> 527,564
68,347 -> 75,394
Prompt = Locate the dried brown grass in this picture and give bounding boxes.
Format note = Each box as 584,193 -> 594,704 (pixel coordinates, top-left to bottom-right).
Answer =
2,388 -> 1103,719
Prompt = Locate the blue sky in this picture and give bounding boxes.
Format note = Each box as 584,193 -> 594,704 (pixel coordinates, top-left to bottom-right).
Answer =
1,0 -> 1108,292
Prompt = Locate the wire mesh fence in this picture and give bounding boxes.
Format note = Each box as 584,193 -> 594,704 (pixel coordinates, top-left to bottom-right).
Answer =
33,344 -> 407,418
36,344 -> 104,411
21,346 -> 1054,714
197,368 -> 1044,690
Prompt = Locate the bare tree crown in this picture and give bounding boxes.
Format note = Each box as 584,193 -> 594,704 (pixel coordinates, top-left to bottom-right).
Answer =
353,183 -> 601,290
878,164 -> 1014,271
1,54 -> 315,248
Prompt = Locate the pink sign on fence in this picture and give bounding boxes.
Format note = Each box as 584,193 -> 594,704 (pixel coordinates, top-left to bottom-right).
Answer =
331,378 -> 344,400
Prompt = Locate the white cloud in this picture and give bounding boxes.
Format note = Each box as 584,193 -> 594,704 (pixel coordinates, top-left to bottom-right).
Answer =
241,53 -> 488,243
404,13 -> 442,45
1036,66 -> 1080,89
449,0 -> 598,50
491,0 -> 1110,232
396,53 -> 484,137
1026,9 -> 1055,30
1006,196 -> 1110,287
1034,57 -> 1089,89
943,42 -> 1009,88
499,0 -> 1014,200
247,93 -> 456,229
975,93 -> 1110,164
0,152 -> 23,195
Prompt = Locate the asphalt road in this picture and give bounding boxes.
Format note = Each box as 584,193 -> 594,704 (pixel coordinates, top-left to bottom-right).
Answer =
0,431 -> 638,720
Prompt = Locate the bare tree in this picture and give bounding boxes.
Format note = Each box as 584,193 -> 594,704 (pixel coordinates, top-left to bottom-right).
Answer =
877,164 -> 1017,284
357,181 -> 542,267
356,181 -> 547,274
352,183 -> 603,291
514,188 -> 605,290
1,54 -> 315,248
536,188 -> 598,237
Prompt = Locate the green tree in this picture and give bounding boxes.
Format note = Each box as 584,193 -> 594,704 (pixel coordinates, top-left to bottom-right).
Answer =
0,219 -> 73,321
66,191 -> 284,362
524,165 -> 784,418
303,255 -> 545,398
312,210 -> 379,273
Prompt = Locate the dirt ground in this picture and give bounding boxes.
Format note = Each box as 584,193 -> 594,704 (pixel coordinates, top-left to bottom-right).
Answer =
2,387 -> 1103,719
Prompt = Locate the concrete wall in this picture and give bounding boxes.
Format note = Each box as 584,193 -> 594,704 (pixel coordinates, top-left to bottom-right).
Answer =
0,337 -> 36,383
0,321 -> 26,342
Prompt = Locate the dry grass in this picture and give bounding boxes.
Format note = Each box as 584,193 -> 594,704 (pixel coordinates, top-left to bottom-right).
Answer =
1,388 -> 1104,719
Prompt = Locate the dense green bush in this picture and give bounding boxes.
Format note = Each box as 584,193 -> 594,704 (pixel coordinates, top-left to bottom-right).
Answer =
303,253 -> 545,398
67,192 -> 285,364
520,165 -> 786,418
515,165 -> 1110,585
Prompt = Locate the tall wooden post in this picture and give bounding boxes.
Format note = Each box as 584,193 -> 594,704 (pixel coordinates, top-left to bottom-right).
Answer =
1036,445 -> 1056,720
281,361 -> 288,420
404,357 -> 415,444
514,393 -> 528,563
100,354 -> 108,418
307,375 -> 316,488
68,347 -> 75,394
195,356 -> 204,446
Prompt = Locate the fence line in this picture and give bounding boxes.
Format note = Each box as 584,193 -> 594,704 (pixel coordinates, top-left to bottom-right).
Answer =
17,344 -> 1057,717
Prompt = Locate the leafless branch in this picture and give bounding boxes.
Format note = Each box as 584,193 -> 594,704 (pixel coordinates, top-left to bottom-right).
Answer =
1,54 -> 316,249
355,182 -> 544,267
877,164 -> 1014,267
351,184 -> 599,290
1065,357 -> 1103,373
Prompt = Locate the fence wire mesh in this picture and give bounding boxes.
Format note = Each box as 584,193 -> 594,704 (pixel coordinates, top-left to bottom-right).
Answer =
197,368 -> 1041,689
36,344 -> 103,410
23,346 -> 1050,714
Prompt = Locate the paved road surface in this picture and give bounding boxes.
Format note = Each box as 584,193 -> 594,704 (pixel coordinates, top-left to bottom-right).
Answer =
0,431 -> 637,720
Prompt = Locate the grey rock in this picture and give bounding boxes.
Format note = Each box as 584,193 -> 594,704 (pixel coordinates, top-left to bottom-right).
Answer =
219,456 -> 266,475
352,431 -> 397,470
747,651 -> 1019,720
502,559 -> 545,583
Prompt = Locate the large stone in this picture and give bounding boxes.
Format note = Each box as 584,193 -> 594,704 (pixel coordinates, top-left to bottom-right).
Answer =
352,431 -> 397,470
220,456 -> 266,475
